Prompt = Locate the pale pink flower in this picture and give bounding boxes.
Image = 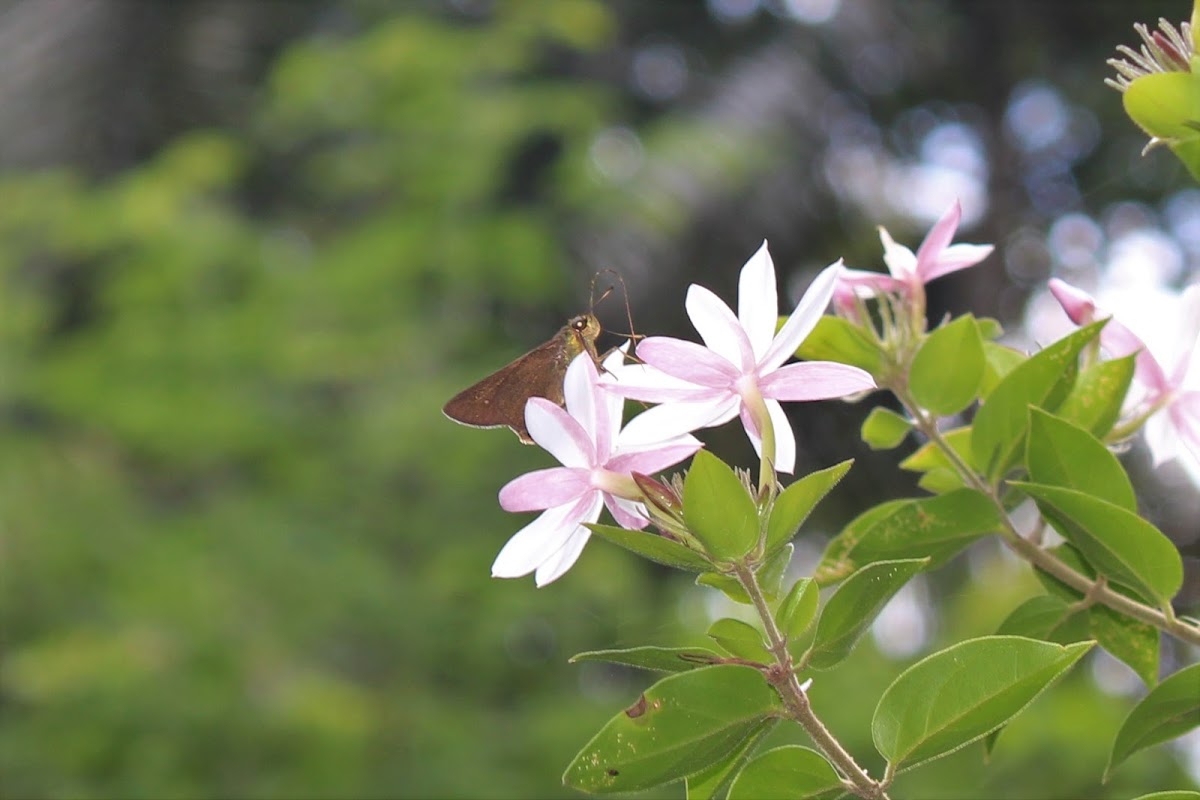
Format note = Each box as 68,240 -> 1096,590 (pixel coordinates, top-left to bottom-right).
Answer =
493,349 -> 702,586
601,242 -> 876,474
1049,278 -> 1200,473
834,201 -> 994,307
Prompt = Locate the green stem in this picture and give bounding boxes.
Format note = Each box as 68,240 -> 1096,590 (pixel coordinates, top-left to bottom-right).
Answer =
898,391 -> 1200,647
734,564 -> 890,800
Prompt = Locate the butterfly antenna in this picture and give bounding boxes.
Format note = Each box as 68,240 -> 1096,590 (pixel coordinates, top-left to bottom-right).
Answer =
592,268 -> 642,349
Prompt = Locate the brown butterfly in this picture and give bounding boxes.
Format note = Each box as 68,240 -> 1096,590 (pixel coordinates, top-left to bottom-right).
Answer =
442,312 -> 604,444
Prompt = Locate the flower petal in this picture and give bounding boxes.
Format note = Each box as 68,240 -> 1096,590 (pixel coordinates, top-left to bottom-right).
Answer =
738,398 -> 797,474
1048,278 -> 1097,325
921,243 -> 994,283
686,284 -> 755,371
526,398 -> 594,467
759,361 -> 877,401
534,519 -> 596,587
600,346 -> 631,451
1143,411 -> 1178,467
637,337 -> 739,387
608,439 -> 703,475
1169,284 -> 1200,387
914,200 -> 962,274
600,360 -> 724,403
605,494 -> 650,529
879,227 -> 918,282
563,353 -> 606,455
738,241 -> 778,362
619,394 -> 741,442
491,494 -> 599,579
499,467 -> 590,512
836,268 -> 907,298
761,260 -> 842,373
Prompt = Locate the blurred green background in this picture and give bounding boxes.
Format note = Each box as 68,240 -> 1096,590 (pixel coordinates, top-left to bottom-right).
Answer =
1,1 -> 1197,798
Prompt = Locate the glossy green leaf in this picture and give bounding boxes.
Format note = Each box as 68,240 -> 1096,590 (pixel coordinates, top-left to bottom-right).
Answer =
563,665 -> 782,793
814,489 -> 1000,584
685,720 -> 777,800
776,578 -> 820,640
995,595 -> 1087,644
570,646 -> 725,674
1090,604 -> 1160,688
1014,482 -> 1183,605
727,746 -> 842,800
899,427 -> 972,493
909,315 -> 985,416
586,523 -> 713,573
707,618 -> 772,663
805,558 -> 929,670
1054,354 -> 1136,438
980,342 -> 1026,398
861,407 -> 912,450
1107,663 -> 1200,778
758,543 -> 793,599
684,451 -> 759,561
872,636 -> 1093,769
795,316 -> 884,374
970,321 -> 1103,480
764,460 -> 853,554
1025,409 -> 1136,512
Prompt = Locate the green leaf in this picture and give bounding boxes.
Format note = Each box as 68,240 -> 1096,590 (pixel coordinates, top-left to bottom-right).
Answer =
872,636 -> 1093,770
814,489 -> 1000,584
1090,605 -> 1160,688
980,342 -> 1026,398
764,460 -> 853,555
899,427 -> 973,493
697,572 -> 752,605
995,595 -> 1087,644
909,315 -> 985,416
686,720 -> 777,800
684,451 -> 759,561
727,746 -> 843,800
563,665 -> 782,793
570,646 -> 725,674
1033,542 -> 1092,603
861,407 -> 912,450
707,618 -> 772,663
975,318 -> 1004,340
1025,409 -> 1136,512
805,558 -> 929,670
586,523 -> 713,573
776,578 -> 820,640
1054,354 -> 1136,438
1107,663 -> 1200,779
1124,72 -> 1200,181
1129,793 -> 1200,800
795,316 -> 884,374
1013,482 -> 1184,606
970,321 -> 1103,480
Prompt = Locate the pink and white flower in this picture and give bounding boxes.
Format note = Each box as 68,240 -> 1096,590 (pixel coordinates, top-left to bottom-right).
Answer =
600,242 -> 876,474
835,201 -> 994,307
1049,278 -> 1200,480
492,349 -> 702,586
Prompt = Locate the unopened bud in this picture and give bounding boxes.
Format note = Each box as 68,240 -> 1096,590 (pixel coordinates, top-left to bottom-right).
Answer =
632,472 -> 684,525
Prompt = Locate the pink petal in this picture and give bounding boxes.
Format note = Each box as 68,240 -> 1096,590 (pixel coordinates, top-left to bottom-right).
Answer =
600,360 -> 725,403
1143,412 -> 1177,467
836,268 -> 907,298
492,493 -> 600,579
761,260 -> 842,373
499,467 -> 590,512
759,361 -> 877,401
1102,319 -> 1170,394
1169,285 -> 1200,386
605,495 -> 649,529
534,522 -> 595,587
738,398 -> 797,474
914,200 -> 962,273
1048,279 -> 1097,325
526,398 -> 594,468
738,241 -> 779,363
563,353 -> 605,454
619,395 -> 741,443
921,243 -> 994,283
1172,391 -> 1200,451
607,440 -> 703,475
879,227 -> 918,282
686,284 -> 756,372
638,337 -> 739,387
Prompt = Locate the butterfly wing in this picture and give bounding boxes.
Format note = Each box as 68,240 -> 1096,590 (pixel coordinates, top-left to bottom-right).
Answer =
442,336 -> 571,444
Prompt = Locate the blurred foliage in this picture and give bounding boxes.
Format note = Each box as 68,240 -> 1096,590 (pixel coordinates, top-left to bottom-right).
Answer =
0,1 -> 1195,799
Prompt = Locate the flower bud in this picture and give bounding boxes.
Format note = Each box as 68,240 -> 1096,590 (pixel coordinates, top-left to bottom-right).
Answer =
631,472 -> 684,526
